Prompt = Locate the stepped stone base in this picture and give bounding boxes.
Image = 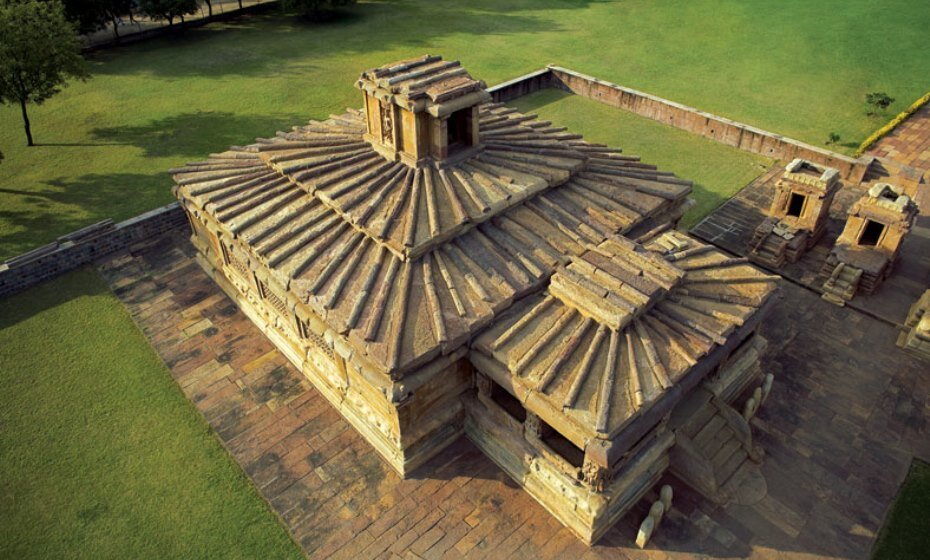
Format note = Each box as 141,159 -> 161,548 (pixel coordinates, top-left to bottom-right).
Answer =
464,394 -> 673,545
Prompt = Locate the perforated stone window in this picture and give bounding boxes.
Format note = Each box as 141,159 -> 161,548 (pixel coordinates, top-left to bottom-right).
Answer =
258,280 -> 289,318
298,318 -> 335,361
223,244 -> 250,280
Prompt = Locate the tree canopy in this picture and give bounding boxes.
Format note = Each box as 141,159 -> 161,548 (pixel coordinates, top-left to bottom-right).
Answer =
139,0 -> 198,26
0,0 -> 88,146
61,0 -> 135,39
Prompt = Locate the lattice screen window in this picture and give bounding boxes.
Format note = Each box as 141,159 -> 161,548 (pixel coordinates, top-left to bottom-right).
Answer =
258,280 -> 289,318
223,244 -> 251,279
299,318 -> 335,361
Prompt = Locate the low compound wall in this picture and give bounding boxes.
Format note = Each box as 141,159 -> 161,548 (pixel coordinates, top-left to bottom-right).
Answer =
0,202 -> 186,299
487,68 -> 554,103
490,66 -> 873,183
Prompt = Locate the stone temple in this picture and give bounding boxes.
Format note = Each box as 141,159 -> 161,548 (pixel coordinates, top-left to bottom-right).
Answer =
172,56 -> 780,544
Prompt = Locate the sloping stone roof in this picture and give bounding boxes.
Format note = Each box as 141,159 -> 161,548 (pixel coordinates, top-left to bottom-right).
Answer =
172,97 -> 692,378
471,230 -> 778,438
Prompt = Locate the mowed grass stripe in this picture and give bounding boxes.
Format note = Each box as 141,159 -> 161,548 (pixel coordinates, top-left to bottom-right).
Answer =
0,268 -> 303,559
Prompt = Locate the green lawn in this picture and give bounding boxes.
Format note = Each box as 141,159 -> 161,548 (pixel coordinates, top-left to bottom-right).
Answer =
0,268 -> 303,559
0,0 -> 928,258
872,460 -> 930,560
511,89 -> 771,228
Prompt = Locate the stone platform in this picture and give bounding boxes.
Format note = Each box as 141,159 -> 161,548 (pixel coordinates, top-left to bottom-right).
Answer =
690,166 -> 930,326
97,229 -> 929,559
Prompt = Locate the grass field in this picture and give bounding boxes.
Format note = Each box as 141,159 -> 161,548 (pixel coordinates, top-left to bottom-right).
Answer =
511,90 -> 771,228
0,268 -> 302,559
0,0 -> 928,258
872,460 -> 930,560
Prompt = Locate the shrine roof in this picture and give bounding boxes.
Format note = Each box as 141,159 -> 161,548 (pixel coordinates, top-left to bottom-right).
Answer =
780,158 -> 839,192
861,183 -> 917,215
470,231 -> 779,440
356,55 -> 489,112
171,62 -> 694,379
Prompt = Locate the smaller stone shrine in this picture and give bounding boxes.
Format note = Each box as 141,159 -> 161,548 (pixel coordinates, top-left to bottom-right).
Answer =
898,289 -> 930,360
821,183 -> 918,304
748,159 -> 839,268
468,230 -> 778,544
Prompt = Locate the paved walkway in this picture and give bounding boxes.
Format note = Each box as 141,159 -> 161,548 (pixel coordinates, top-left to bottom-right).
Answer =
97,230 -> 929,559
867,103 -> 930,173
866,101 -> 930,211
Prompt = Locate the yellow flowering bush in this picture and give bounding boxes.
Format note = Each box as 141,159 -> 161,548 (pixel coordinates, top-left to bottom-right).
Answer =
855,92 -> 930,157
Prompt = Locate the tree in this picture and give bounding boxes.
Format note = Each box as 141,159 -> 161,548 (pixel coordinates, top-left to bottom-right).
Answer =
0,0 -> 89,146
826,132 -> 840,145
139,0 -> 197,27
865,92 -> 894,116
61,0 -> 135,42
283,0 -> 356,20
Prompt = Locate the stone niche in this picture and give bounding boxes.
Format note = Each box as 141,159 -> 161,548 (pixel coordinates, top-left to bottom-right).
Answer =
356,55 -> 490,166
821,183 -> 918,302
748,159 -> 840,268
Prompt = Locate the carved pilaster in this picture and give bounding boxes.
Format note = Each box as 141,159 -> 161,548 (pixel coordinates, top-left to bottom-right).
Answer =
582,457 -> 612,492
380,102 -> 394,146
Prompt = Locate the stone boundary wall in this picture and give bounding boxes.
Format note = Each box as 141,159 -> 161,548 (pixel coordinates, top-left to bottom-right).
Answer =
490,66 -> 873,183
0,203 -> 186,299
548,66 -> 872,182
486,68 -> 554,103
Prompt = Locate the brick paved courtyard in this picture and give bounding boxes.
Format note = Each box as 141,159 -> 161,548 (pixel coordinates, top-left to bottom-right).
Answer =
867,103 -> 930,174
97,229 -> 929,559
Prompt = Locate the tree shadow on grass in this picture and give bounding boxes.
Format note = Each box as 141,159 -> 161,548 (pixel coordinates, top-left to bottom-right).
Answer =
0,173 -> 173,260
0,267 -> 110,332
90,111 -> 304,158
89,0 -> 605,78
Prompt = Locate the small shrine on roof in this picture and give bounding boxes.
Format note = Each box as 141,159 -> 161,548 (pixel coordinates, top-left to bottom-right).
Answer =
172,56 -> 779,545
356,55 -> 490,165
